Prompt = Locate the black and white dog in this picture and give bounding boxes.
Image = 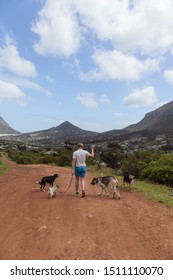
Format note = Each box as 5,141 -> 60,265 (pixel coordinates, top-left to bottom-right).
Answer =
123,172 -> 134,187
37,173 -> 59,191
91,176 -> 120,199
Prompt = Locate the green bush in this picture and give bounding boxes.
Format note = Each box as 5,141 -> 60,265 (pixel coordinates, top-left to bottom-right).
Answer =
141,154 -> 173,185
121,150 -> 163,177
6,148 -> 73,167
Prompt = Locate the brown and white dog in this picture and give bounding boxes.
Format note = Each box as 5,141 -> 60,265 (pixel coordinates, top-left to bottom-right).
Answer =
91,176 -> 120,199
48,185 -> 59,199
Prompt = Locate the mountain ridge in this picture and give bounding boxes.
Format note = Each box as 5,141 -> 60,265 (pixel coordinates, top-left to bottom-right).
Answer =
0,117 -> 20,135
1,100 -> 173,143
125,101 -> 173,132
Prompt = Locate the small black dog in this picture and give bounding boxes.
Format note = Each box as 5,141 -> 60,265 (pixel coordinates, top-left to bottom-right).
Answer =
37,173 -> 59,191
123,171 -> 134,186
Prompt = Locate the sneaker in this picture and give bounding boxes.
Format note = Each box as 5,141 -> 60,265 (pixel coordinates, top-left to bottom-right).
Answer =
75,192 -> 79,195
82,191 -> 85,197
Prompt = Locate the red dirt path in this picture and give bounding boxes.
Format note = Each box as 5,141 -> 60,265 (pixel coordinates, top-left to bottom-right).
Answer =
0,155 -> 173,260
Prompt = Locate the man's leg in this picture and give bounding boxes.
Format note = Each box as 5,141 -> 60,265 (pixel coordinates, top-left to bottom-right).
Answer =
81,177 -> 85,191
75,176 -> 79,194
80,177 -> 85,197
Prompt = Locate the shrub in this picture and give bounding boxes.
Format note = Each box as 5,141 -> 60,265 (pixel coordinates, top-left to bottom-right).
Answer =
141,154 -> 173,185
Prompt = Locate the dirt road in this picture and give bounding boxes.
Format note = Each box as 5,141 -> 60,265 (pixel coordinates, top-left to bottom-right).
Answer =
0,155 -> 173,260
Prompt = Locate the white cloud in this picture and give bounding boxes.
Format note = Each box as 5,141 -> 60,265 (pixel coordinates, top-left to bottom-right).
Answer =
123,86 -> 157,107
164,69 -> 173,84
31,0 -> 82,57
32,0 -> 173,58
46,75 -> 55,83
73,0 -> 173,55
0,35 -> 37,77
1,75 -> 53,97
30,0 -> 173,86
99,94 -> 111,104
76,92 -> 111,108
0,35 -> 53,98
44,90 -> 53,97
81,50 -> 160,81
76,92 -> 98,108
0,80 -> 27,105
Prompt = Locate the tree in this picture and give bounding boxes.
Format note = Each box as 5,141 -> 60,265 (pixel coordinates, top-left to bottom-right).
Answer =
121,150 -> 162,177
100,141 -> 124,169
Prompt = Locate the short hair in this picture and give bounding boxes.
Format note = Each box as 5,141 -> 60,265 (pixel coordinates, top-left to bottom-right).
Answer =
78,142 -> 84,148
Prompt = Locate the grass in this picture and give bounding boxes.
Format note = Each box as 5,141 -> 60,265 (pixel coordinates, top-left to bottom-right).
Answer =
132,180 -> 173,208
92,166 -> 173,208
0,158 -> 8,175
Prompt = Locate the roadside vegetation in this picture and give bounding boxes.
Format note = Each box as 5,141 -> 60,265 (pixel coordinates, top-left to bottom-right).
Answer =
0,153 -> 8,175
91,166 -> 173,208
2,140 -> 173,207
132,180 -> 173,208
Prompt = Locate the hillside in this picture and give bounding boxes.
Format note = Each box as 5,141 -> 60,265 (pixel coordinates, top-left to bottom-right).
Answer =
12,121 -> 126,144
125,100 -> 173,132
1,99 -> 173,144
0,117 -> 20,135
17,121 -> 99,144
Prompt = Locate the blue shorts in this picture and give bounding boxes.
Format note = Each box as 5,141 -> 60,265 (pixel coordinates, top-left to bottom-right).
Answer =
75,166 -> 86,178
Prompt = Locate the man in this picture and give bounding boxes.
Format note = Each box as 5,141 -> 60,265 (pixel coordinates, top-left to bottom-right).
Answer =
72,143 -> 94,197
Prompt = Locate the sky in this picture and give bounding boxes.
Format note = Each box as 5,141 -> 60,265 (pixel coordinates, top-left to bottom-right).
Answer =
0,0 -> 173,133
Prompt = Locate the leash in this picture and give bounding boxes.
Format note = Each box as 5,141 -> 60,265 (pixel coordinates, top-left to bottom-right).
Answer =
59,174 -> 74,194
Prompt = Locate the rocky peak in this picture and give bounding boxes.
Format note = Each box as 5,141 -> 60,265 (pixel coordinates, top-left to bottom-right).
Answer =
0,116 -> 20,134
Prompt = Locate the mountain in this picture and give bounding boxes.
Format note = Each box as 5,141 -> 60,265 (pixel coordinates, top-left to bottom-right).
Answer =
0,117 -> 20,135
124,100 -> 173,133
12,121 -> 126,145
16,121 -> 99,144
1,100 -> 173,145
